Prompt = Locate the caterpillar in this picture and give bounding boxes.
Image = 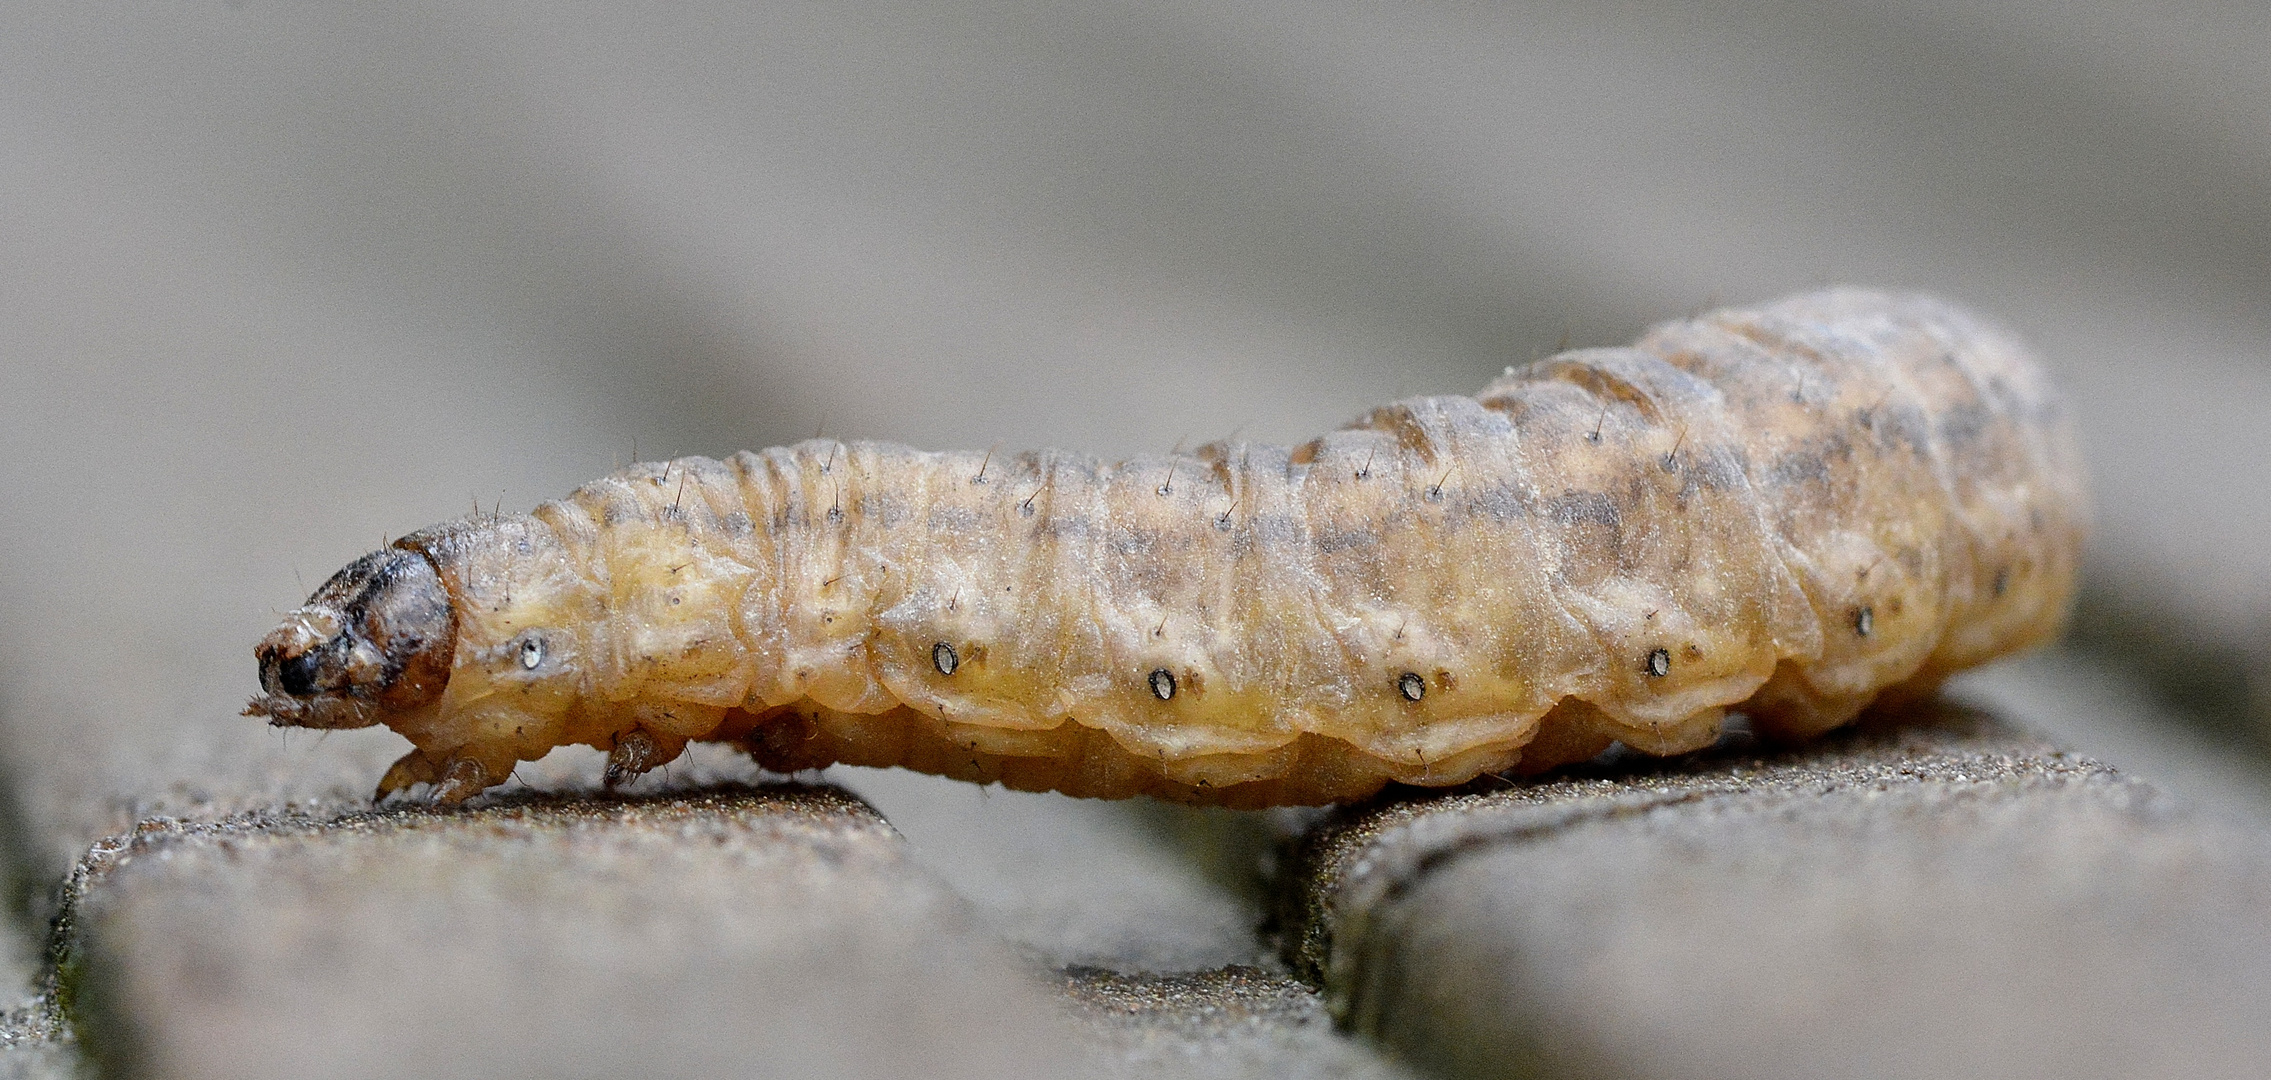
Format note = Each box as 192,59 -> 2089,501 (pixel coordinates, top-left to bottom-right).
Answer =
248,289 -> 2085,807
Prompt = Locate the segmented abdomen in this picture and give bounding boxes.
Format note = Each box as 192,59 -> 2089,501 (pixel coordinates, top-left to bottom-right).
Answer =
504,289 -> 2083,806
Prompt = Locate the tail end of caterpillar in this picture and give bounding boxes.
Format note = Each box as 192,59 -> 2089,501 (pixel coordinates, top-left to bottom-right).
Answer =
246,548 -> 457,732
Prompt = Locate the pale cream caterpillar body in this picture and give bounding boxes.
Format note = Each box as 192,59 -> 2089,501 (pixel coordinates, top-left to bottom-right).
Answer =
249,290 -> 2086,807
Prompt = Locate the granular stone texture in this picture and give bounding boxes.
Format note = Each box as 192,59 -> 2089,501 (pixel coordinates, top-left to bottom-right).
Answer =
0,1018 -> 69,1080
1951,649 -> 2271,830
68,784 -> 1089,1080
1060,965 -> 1417,1080
0,923 -> 69,1078
1283,705 -> 2271,1080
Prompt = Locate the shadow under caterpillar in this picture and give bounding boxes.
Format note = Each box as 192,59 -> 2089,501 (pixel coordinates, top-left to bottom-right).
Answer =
248,289 -> 2086,807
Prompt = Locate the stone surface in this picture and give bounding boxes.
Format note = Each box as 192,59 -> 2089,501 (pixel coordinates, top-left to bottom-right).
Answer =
0,1006 -> 70,1080
1951,648 -> 2271,830
836,766 -> 1293,972
1283,705 -> 2271,1079
57,775 -> 1411,1080
810,769 -> 1420,1078
68,784 -> 1091,1080
1062,966 -> 1417,1080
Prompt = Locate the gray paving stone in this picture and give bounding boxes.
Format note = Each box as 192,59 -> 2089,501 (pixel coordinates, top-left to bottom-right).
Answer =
835,766 -> 1288,972
1951,649 -> 2271,831
820,771 -> 1416,1078
1061,966 -> 1418,1080
1283,705 -> 2271,1080
67,784 -> 1091,1080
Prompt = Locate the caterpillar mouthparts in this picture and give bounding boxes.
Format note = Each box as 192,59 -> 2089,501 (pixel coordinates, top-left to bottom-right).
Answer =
249,548 -> 454,731
253,289 -> 2086,808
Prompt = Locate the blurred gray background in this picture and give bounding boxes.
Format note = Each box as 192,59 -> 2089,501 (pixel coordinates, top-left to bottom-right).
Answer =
3,0 -> 2269,944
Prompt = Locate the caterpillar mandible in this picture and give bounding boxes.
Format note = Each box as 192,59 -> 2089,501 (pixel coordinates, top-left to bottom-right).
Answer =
249,290 -> 2085,807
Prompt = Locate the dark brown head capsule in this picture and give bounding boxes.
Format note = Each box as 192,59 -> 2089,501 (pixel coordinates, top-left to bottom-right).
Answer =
247,548 -> 457,730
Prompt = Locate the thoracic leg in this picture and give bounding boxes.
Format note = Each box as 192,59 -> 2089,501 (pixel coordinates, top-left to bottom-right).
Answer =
376,746 -> 516,804
375,749 -> 439,801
